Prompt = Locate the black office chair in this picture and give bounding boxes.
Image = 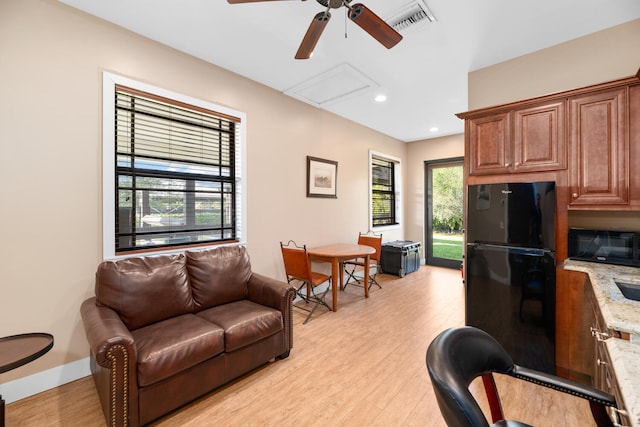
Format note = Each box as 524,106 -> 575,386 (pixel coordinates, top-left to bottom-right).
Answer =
426,326 -> 616,427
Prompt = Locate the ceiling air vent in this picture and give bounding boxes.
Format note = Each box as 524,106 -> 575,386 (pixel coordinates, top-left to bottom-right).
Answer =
386,0 -> 437,33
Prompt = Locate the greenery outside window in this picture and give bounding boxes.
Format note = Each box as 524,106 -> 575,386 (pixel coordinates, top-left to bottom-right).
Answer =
370,151 -> 400,228
103,73 -> 246,258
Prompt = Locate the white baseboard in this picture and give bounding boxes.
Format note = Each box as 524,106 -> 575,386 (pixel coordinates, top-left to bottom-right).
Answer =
0,357 -> 91,404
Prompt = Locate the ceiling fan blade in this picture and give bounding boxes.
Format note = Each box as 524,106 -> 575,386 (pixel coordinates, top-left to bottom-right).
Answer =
295,11 -> 331,60
227,0 -> 293,3
348,3 -> 402,49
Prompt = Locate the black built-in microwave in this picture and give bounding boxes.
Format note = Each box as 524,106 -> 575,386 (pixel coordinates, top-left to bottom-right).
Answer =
568,228 -> 640,267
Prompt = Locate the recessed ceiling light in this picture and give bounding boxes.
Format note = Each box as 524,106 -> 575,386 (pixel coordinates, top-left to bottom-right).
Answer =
429,127 -> 439,132
375,94 -> 387,102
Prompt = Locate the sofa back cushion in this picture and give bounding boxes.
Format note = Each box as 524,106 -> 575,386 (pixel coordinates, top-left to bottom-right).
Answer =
95,253 -> 194,330
186,246 -> 251,311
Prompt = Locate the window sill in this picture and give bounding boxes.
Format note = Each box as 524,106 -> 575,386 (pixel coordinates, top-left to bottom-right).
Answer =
372,223 -> 401,233
106,240 -> 244,261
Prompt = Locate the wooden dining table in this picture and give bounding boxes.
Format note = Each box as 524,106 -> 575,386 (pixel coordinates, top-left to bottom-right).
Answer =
307,243 -> 376,312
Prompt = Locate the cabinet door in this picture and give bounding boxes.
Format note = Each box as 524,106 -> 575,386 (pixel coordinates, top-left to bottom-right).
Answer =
513,100 -> 566,173
569,88 -> 628,206
588,274 -> 632,425
598,342 -> 631,426
555,269 -> 594,384
467,112 -> 511,175
630,84 -> 640,208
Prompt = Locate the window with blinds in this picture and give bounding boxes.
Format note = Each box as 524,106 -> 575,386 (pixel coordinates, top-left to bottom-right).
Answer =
371,156 -> 397,226
114,85 -> 239,252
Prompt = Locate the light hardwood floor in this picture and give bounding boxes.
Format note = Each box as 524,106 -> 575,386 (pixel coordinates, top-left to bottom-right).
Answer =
6,266 -> 596,426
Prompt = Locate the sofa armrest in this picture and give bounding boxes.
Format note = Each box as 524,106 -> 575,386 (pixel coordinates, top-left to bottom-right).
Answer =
81,297 -> 137,365
80,297 -> 139,427
247,273 -> 296,355
247,272 -> 295,311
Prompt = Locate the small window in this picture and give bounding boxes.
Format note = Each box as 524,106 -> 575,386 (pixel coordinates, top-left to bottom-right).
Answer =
370,152 -> 400,228
103,73 -> 246,258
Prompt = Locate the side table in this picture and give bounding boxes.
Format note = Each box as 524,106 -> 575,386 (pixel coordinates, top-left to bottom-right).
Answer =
0,333 -> 54,427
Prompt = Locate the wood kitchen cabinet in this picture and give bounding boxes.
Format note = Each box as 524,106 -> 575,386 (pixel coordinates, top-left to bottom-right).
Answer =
587,276 -> 632,426
595,341 -> 631,426
463,99 -> 566,176
555,268 -> 594,384
557,269 -> 631,425
459,72 -> 640,211
568,87 -> 629,206
466,111 -> 510,175
514,100 -> 566,173
630,84 -> 640,209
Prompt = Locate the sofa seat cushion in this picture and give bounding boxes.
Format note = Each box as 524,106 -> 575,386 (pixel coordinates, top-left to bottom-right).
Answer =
196,300 -> 283,352
132,314 -> 225,387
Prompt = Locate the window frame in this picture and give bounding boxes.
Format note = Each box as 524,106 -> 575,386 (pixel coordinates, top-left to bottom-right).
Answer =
102,72 -> 247,260
369,150 -> 401,231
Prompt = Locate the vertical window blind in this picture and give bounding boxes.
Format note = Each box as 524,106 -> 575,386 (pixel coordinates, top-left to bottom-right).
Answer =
114,85 -> 240,252
371,156 -> 397,226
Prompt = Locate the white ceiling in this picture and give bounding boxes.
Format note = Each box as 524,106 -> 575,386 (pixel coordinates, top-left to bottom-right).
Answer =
58,0 -> 640,142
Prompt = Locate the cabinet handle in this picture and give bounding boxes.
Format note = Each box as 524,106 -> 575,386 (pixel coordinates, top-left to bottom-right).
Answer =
614,408 -> 628,417
572,192 -> 578,198
608,407 -> 629,427
612,407 -> 630,427
597,358 -> 607,366
591,327 -> 610,341
504,163 -> 511,167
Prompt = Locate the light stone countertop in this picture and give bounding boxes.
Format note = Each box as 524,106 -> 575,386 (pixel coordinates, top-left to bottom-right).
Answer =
606,338 -> 640,427
563,259 -> 640,426
563,259 -> 640,340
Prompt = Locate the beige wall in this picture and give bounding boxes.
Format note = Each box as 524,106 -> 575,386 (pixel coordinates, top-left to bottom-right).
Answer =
468,19 -> 640,110
2,0 -> 636,397
0,0 -> 409,385
406,135 -> 465,253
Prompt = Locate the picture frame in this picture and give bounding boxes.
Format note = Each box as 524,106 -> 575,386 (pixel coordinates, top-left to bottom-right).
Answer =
306,156 -> 338,198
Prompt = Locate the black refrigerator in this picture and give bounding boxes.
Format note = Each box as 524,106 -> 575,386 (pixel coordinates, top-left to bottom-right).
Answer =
465,181 -> 556,374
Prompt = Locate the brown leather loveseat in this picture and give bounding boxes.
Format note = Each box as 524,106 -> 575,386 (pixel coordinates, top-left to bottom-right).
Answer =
80,245 -> 296,426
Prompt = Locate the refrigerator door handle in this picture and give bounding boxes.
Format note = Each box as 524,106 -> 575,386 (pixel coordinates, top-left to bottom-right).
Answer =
471,243 -> 553,257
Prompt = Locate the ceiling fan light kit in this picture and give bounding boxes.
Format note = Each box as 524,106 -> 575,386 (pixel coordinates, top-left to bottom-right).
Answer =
227,0 -> 403,59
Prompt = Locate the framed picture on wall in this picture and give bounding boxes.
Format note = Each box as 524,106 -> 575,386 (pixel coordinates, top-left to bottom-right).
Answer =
306,156 -> 338,198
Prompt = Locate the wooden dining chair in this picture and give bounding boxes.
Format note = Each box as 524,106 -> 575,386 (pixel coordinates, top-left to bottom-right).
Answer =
280,241 -> 332,324
344,231 -> 382,290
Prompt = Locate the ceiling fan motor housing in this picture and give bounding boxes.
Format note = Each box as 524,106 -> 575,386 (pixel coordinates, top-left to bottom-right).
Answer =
317,0 -> 351,9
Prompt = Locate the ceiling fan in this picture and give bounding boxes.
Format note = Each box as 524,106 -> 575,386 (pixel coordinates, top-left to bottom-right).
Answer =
226,0 -> 403,59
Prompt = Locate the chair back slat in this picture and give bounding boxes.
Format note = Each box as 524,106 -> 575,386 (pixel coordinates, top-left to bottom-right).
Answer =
281,243 -> 312,282
358,234 -> 382,261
